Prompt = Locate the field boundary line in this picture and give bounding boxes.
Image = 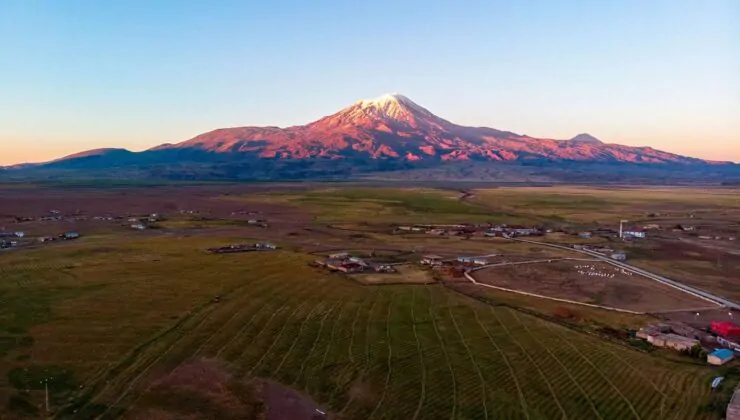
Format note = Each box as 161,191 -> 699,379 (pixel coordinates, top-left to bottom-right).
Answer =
369,291 -> 395,420
293,300 -> 343,387
512,311 -> 603,420
540,309 -> 642,420
472,308 -> 529,419
93,305 -> 218,420
66,266 -> 267,419
410,288 -> 427,420
273,300 -> 329,377
491,308 -> 569,419
247,298 -> 313,377
214,272 -> 322,359
339,290 -> 383,415
464,271 -> 644,314
427,286 -> 457,420
194,271 -> 288,357
447,297 -> 488,420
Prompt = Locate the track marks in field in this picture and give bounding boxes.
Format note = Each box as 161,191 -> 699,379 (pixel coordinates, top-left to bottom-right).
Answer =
511,311 -> 603,420
534,310 -> 642,420
427,287 -> 457,420
339,290 -> 383,415
213,273 -> 319,360
473,307 -> 529,420
369,292 -> 395,420
246,299 -> 312,376
273,301 -> 329,377
293,300 -> 343,388
410,288 -> 427,420
493,308 -> 568,419
447,298 -> 488,420
93,306 -> 218,420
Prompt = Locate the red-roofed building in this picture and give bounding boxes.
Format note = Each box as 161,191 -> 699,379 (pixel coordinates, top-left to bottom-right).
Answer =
711,321 -> 740,339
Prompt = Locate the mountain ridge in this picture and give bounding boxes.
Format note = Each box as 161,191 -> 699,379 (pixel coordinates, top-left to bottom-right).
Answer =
145,93 -> 718,165
3,94 -> 735,182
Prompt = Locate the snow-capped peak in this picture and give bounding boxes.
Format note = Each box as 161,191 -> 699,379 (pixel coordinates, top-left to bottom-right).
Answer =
348,93 -> 447,128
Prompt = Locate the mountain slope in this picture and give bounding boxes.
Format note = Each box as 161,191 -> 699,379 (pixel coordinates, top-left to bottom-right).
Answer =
152,93 -> 708,165
7,94 -> 734,182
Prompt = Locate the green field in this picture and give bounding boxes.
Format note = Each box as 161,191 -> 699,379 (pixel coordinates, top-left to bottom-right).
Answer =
1,184 -> 738,419
0,234 -> 728,419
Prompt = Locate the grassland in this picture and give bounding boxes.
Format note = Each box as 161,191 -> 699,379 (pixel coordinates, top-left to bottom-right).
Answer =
0,233 -> 729,419
471,186 -> 740,224
1,183 -> 738,419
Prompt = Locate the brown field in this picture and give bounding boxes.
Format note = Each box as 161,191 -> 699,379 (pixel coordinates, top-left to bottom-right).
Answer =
349,264 -> 434,285
471,260 -> 716,312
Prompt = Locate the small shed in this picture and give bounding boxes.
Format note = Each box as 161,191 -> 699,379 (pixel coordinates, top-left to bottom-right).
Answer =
329,252 -> 349,260
579,232 -> 592,239
708,349 -> 734,366
61,232 -> 80,240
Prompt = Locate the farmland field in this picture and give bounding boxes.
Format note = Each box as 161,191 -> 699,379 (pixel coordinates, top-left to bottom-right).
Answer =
0,234 -> 726,419
1,183 -> 738,419
471,260 -> 716,312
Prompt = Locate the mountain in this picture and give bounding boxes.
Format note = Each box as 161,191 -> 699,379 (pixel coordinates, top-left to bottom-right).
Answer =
149,94 -> 706,164
5,94 -> 736,182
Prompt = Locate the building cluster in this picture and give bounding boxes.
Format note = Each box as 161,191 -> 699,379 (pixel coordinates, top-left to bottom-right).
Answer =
636,320 -> 740,366
314,252 -> 396,274
207,242 -> 277,254
127,213 -> 163,230
483,225 -> 543,238
394,223 -> 545,238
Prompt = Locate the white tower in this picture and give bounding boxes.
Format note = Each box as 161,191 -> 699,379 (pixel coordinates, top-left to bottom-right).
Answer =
619,220 -> 628,238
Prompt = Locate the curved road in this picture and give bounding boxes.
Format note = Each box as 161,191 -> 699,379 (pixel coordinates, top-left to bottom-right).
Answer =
511,238 -> 740,310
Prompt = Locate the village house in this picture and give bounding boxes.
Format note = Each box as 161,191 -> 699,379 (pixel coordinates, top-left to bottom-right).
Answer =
472,258 -> 489,266
60,232 -> 81,240
579,232 -> 592,239
370,263 -> 396,273
131,223 -> 148,230
623,230 -> 646,239
421,255 -> 444,266
254,242 -> 277,250
708,349 -> 734,366
646,333 -> 699,351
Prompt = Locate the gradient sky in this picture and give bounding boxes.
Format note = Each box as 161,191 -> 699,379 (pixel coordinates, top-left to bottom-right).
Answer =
1,0 -> 738,165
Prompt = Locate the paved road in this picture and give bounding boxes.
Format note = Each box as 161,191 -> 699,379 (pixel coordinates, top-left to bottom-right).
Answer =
511,238 -> 740,310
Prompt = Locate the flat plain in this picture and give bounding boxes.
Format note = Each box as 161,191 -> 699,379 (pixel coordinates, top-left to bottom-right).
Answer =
0,182 -> 738,419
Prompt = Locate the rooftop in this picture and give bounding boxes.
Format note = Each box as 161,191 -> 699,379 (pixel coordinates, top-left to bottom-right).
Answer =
710,349 -> 734,359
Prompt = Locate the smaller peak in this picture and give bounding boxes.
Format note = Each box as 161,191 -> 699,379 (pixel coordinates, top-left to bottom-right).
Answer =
569,133 -> 603,144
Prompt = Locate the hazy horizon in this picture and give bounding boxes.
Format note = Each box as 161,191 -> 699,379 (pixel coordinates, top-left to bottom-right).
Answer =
2,0 -> 738,165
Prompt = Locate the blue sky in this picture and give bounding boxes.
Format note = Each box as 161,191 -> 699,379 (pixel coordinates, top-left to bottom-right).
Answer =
1,0 -> 738,164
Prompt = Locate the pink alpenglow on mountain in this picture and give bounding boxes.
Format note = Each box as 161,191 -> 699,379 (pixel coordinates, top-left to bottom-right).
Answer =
154,94 -> 706,164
